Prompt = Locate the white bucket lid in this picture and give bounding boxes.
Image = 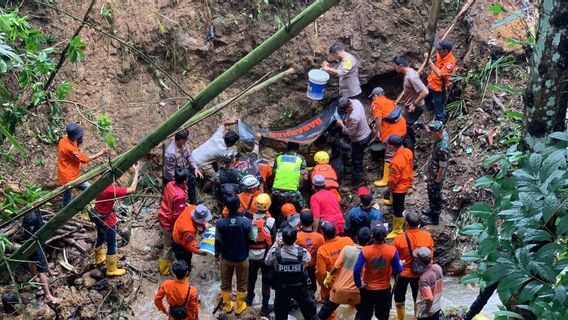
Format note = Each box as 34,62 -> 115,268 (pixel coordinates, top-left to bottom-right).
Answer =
308,69 -> 330,82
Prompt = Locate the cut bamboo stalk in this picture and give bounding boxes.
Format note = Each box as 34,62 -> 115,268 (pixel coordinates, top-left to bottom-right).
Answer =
0,0 -> 340,279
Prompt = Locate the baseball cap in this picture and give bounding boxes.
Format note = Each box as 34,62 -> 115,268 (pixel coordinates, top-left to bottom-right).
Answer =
357,186 -> 371,197
435,39 -> 453,51
66,123 -> 84,141
428,120 -> 444,132
413,247 -> 432,264
192,204 -> 212,224
337,97 -> 351,113
387,134 -> 403,147
312,175 -> 326,187
368,87 -> 385,98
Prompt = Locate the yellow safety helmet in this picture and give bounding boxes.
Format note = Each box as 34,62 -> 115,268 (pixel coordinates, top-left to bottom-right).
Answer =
255,193 -> 272,212
314,151 -> 330,164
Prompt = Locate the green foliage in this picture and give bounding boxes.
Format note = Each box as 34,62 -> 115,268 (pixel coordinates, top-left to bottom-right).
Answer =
68,36 -> 85,63
0,186 -> 49,221
462,133 -> 568,319
0,9 -> 83,154
100,7 -> 114,23
96,113 -> 116,149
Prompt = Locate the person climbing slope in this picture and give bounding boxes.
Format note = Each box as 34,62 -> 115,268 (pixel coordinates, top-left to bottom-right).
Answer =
422,120 -> 450,225
425,40 -> 457,123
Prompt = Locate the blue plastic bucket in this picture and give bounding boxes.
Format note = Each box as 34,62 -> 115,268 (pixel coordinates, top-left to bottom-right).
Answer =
307,69 -> 330,100
199,227 -> 216,255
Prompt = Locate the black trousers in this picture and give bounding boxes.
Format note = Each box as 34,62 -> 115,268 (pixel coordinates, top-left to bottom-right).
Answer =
464,282 -> 498,320
419,311 -> 441,320
356,287 -> 392,320
162,172 -> 197,204
306,265 -> 317,293
318,299 -> 340,320
351,134 -> 372,185
246,259 -> 271,307
393,276 -> 419,303
392,193 -> 406,218
171,242 -> 193,267
427,181 -> 444,217
274,284 -> 317,320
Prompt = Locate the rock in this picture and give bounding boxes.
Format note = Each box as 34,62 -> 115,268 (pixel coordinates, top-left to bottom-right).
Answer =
446,259 -> 468,276
90,269 -> 104,280
173,29 -> 209,56
82,274 -> 97,288
80,303 -> 98,319
26,302 -> 56,320
73,277 -> 84,286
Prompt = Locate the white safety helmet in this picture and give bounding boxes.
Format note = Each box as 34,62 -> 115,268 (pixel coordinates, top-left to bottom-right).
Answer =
241,174 -> 260,189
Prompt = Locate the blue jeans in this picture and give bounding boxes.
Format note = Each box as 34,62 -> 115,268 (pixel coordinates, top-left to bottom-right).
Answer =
62,181 -> 90,207
95,223 -> 117,255
426,88 -> 446,122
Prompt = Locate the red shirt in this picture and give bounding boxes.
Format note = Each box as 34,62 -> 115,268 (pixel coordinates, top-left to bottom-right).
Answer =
94,185 -> 128,227
310,189 -> 345,234
158,181 -> 187,231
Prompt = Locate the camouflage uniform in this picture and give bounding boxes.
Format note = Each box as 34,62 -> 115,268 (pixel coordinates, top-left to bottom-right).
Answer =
426,130 -> 450,221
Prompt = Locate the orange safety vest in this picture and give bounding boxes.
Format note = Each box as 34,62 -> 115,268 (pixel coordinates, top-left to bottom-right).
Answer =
250,214 -> 273,250
312,164 -> 339,189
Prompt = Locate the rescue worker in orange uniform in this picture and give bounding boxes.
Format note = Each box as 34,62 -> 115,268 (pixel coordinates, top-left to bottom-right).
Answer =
246,193 -> 275,316
392,211 -> 435,320
318,227 -> 372,320
296,209 -> 325,296
158,169 -> 188,275
172,204 -> 212,266
57,123 -> 108,207
311,151 -> 341,201
426,39 -> 457,123
353,225 -> 402,320
369,87 -> 407,187
382,134 -> 414,238
222,175 -> 260,217
154,260 -> 199,320
316,222 -> 354,319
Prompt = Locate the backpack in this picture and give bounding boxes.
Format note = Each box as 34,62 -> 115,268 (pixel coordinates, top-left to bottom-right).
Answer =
170,286 -> 191,319
404,233 -> 426,274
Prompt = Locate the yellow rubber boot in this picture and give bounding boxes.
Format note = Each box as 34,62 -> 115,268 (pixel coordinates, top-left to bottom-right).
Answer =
106,254 -> 126,276
373,163 -> 390,187
396,302 -> 406,320
383,193 -> 393,206
235,291 -> 247,315
94,246 -> 106,265
158,258 -> 172,276
387,216 -> 405,239
221,291 -> 234,313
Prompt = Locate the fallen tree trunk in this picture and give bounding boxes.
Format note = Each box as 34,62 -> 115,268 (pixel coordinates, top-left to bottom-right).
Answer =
0,0 -> 339,279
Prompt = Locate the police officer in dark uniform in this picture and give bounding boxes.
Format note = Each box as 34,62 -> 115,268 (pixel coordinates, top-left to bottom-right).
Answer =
422,120 -> 450,225
265,227 -> 317,320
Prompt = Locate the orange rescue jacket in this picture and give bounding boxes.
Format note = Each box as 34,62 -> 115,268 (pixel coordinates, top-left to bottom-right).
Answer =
427,52 -> 457,92
173,205 -> 202,254
371,96 -> 407,143
154,279 -> 199,320
389,147 -> 414,193
250,213 -> 273,250
57,135 -> 90,185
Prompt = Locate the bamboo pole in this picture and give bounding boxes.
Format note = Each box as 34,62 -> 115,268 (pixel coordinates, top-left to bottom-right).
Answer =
0,0 -> 339,279
177,67 -> 296,132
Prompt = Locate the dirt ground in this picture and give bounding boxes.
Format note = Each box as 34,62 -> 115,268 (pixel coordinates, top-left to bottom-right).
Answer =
0,0 -> 536,318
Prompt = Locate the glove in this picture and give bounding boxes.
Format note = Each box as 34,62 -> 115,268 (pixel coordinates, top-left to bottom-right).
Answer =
323,272 -> 333,288
383,190 -> 391,199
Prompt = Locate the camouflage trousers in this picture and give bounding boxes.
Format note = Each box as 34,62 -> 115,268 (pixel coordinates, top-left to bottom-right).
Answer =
270,189 -> 306,227
427,181 -> 444,217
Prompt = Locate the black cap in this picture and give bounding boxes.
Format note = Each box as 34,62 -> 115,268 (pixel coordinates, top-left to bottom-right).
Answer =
66,123 -> 84,141
387,134 -> 403,147
372,224 -> 387,242
435,39 -> 453,51
337,97 -> 351,114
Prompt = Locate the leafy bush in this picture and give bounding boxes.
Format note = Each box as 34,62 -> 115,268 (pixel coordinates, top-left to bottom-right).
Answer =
461,133 -> 568,319
0,185 -> 49,222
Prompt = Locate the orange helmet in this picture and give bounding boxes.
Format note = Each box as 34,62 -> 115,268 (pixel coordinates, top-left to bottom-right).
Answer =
281,203 -> 297,217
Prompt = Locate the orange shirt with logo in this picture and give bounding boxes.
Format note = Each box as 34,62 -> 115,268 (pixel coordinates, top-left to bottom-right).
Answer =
296,229 -> 325,266
316,236 -> 355,285
370,95 -> 407,143
154,279 -> 199,320
427,52 -> 457,92
222,191 -> 258,217
393,228 -> 435,278
360,243 -> 398,290
389,147 -> 414,193
57,136 -> 90,185
173,205 -> 202,254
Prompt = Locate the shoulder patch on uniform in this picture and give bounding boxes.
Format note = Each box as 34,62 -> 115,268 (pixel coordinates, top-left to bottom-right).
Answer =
342,56 -> 353,71
187,234 -> 195,242
446,64 -> 453,70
